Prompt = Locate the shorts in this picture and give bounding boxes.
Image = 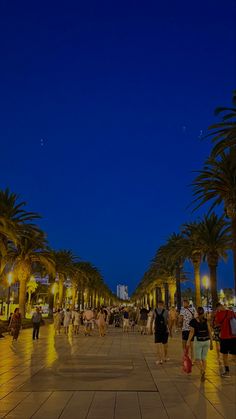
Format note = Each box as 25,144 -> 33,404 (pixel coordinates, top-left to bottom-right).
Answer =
84,321 -> 92,330
220,338 -> 236,355
155,332 -> 169,344
182,330 -> 194,342
194,338 -> 210,360
123,319 -> 129,327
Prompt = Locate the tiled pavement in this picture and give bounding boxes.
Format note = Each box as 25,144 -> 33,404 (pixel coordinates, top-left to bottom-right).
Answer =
0,324 -> 235,418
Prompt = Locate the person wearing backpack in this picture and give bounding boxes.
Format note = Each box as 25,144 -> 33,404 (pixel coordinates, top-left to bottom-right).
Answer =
153,300 -> 169,365
187,307 -> 213,381
215,303 -> 236,377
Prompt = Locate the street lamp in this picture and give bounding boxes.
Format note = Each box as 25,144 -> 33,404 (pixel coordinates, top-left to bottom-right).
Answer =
202,275 -> 210,312
6,272 -> 14,320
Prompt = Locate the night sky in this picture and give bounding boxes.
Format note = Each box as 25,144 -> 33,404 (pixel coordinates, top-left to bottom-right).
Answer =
1,1 -> 235,294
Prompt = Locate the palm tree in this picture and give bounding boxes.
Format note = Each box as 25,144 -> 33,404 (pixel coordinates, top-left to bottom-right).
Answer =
198,213 -> 231,308
207,90 -> 236,156
192,148 -> 236,294
157,233 -> 187,311
2,227 -> 55,317
51,250 -> 78,307
182,221 -> 203,307
0,188 -> 40,269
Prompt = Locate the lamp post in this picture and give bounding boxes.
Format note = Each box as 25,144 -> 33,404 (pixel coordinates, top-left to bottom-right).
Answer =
6,272 -> 14,320
202,275 -> 210,313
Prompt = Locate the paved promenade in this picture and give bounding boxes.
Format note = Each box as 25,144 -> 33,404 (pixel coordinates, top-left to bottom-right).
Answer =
0,324 -> 235,419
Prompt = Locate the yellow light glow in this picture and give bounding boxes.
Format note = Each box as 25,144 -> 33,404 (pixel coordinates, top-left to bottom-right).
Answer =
202,275 -> 210,289
7,272 -> 14,286
51,282 -> 58,295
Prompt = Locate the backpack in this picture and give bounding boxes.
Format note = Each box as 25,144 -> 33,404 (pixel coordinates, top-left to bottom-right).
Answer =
155,309 -> 167,333
195,319 -> 209,341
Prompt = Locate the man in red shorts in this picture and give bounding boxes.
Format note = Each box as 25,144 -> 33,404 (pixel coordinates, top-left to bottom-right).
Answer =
215,303 -> 236,377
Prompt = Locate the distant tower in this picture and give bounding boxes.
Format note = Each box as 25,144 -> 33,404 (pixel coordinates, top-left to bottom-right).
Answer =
117,284 -> 129,300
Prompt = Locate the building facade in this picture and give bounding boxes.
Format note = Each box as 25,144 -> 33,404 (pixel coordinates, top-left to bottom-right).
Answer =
116,284 -> 129,300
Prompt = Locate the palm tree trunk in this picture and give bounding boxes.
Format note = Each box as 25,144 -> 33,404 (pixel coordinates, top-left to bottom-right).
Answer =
48,293 -> 54,318
72,285 -> 77,308
209,263 -> 218,310
19,273 -> 28,318
175,264 -> 182,312
232,216 -> 236,296
193,259 -> 201,307
58,274 -> 64,307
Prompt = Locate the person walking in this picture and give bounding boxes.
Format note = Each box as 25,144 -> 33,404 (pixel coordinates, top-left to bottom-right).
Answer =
179,299 -> 196,363
54,309 -> 62,335
72,309 -> 80,335
123,308 -> 129,333
97,308 -> 106,337
139,307 -> 149,335
211,305 -> 223,370
63,308 -> 71,335
215,303 -> 236,377
187,307 -> 213,381
153,301 -> 169,365
9,308 -> 22,341
147,309 -> 154,334
169,306 -> 178,337
32,307 -> 42,340
83,308 -> 94,336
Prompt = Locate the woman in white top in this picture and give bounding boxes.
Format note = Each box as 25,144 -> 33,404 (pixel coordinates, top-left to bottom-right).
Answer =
73,310 -> 80,335
63,309 -> 71,335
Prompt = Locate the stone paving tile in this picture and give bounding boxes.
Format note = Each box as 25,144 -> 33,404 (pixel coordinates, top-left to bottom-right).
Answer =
31,391 -> 73,419
87,391 -> 116,419
60,391 -> 94,419
115,392 -> 141,419
0,392 -> 31,418
4,392 -> 52,418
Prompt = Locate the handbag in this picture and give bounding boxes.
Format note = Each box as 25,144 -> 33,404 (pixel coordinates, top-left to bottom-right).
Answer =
182,348 -> 192,374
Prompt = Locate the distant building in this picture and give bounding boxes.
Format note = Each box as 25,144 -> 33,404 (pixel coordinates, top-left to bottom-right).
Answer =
117,284 -> 129,300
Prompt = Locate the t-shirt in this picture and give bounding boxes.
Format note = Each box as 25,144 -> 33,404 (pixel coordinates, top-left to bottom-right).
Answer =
215,310 -> 236,339
180,307 -> 196,331
32,312 -> 42,324
189,318 -> 210,341
140,308 -> 149,321
154,308 -> 169,324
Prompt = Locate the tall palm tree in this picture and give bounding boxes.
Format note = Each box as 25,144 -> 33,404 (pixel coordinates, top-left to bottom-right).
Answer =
182,221 -> 203,307
192,148 -> 236,294
157,233 -> 187,311
2,227 -> 55,317
0,188 -> 40,269
198,213 -> 231,308
207,90 -> 236,156
51,250 -> 78,307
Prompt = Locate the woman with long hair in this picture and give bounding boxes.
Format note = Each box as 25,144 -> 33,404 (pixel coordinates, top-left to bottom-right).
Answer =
187,307 -> 213,381
97,308 -> 106,337
9,308 -> 22,341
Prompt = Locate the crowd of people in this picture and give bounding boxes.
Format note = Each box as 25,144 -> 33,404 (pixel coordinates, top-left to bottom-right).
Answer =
6,299 -> 236,381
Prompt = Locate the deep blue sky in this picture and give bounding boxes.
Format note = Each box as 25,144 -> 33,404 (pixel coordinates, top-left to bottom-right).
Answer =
0,1 -> 235,294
